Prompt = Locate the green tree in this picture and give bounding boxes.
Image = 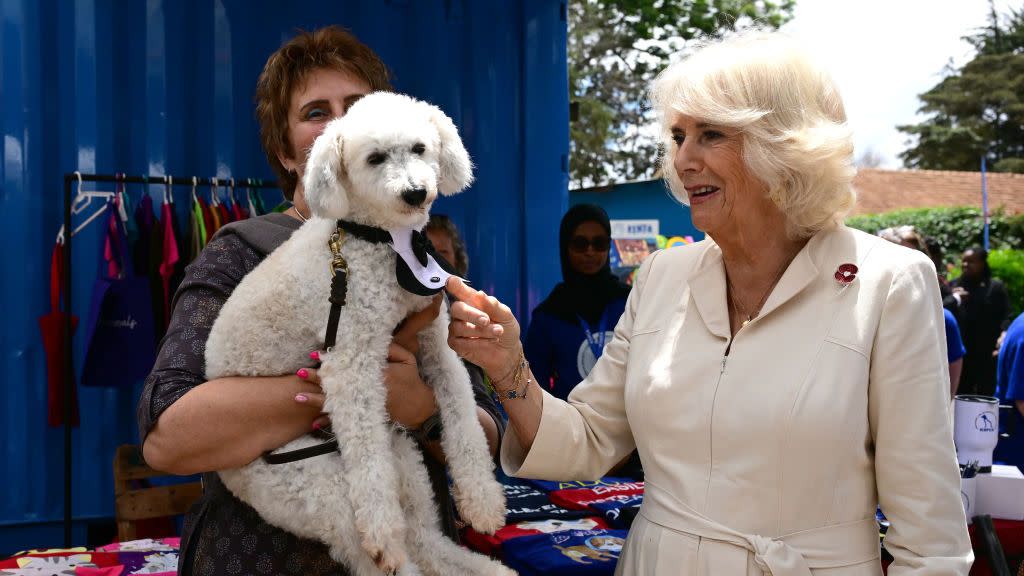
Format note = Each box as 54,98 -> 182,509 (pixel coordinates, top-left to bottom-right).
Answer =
898,5 -> 1024,173
568,0 -> 795,189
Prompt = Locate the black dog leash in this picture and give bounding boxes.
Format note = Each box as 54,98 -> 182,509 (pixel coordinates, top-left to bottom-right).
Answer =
263,220 -> 451,465
263,223 -> 354,465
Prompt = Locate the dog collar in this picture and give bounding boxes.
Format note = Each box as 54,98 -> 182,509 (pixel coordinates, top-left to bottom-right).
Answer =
337,220 -> 392,244
335,219 -> 457,296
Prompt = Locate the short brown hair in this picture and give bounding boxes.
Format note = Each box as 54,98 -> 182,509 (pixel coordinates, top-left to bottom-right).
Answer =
878,225 -> 932,259
256,26 -> 392,200
425,214 -> 469,276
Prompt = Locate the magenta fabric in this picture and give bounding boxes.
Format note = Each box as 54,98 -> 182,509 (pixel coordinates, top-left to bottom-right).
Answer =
158,202 -> 179,329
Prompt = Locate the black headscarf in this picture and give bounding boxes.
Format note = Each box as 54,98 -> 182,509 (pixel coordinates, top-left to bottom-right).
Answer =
535,204 -> 632,325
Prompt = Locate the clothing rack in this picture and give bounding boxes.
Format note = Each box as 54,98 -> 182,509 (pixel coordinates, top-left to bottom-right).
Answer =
59,172 -> 282,546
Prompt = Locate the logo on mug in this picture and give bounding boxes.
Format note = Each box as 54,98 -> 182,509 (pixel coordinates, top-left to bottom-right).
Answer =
975,411 -> 996,432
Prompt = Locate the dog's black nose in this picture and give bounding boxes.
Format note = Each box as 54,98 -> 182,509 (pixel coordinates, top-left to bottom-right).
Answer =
401,187 -> 428,207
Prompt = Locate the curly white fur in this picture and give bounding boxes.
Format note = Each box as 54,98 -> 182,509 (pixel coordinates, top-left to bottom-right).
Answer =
205,92 -> 510,576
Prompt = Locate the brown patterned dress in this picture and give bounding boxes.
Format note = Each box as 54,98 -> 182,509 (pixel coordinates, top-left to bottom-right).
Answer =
136,212 -> 504,575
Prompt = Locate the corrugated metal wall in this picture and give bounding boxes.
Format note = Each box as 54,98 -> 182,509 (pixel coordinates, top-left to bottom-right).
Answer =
0,0 -> 567,550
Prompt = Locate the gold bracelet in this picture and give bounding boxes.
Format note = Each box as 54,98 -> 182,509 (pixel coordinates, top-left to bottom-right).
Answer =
491,349 -> 523,387
496,355 -> 531,403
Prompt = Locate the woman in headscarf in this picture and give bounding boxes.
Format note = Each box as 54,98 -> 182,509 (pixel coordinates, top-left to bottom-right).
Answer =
525,204 -> 631,400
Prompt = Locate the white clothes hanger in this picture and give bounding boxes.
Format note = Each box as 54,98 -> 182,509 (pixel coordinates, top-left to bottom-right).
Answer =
246,180 -> 258,217
116,174 -> 129,224
57,171 -> 115,244
164,175 -> 174,205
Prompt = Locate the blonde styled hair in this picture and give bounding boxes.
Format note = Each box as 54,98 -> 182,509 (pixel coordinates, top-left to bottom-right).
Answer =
650,31 -> 856,239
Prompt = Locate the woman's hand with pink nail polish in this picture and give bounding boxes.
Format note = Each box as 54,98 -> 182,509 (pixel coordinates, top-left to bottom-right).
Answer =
294,368 -> 326,408
293,365 -> 327,435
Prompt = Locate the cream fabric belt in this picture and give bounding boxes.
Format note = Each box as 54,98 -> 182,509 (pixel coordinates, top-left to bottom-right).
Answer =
642,483 -> 880,575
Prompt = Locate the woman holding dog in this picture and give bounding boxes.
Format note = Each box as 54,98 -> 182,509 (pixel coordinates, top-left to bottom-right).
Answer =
447,32 -> 972,574
138,27 -> 504,575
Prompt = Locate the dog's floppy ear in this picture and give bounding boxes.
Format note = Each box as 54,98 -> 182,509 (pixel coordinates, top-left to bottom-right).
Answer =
428,105 -> 474,195
302,119 -> 350,219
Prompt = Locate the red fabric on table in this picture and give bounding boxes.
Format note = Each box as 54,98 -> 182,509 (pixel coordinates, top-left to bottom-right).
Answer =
549,482 -> 644,511
969,518 -> 1024,575
463,517 -> 610,557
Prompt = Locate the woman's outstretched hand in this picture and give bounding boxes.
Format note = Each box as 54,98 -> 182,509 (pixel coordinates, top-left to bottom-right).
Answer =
445,277 -> 522,379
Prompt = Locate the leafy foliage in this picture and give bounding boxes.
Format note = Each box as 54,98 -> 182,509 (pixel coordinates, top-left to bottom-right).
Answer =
568,0 -> 795,188
847,206 -> 1024,313
898,6 -> 1024,173
989,249 -> 1024,315
845,206 -> 1024,270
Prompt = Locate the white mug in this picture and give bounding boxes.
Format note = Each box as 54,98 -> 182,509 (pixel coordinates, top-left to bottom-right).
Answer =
954,395 -> 1000,468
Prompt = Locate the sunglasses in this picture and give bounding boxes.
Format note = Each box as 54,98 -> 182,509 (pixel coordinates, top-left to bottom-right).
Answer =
569,236 -> 611,253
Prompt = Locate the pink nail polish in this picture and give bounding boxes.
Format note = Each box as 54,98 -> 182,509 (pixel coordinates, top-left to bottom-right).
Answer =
296,368 -> 309,379
312,421 -> 322,430
309,350 -> 321,361
295,394 -> 308,403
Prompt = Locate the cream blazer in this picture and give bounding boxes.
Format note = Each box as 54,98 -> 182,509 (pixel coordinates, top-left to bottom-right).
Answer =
502,225 -> 973,575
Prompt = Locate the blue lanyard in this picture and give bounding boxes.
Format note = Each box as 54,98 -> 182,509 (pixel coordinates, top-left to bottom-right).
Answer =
577,310 -> 609,360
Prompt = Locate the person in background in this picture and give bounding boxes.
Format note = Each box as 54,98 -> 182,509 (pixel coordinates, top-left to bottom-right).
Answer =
138,27 -> 503,575
995,311 -> 1024,472
524,204 -> 631,401
879,225 -> 965,397
924,236 -> 951,290
950,246 -> 1010,396
425,213 -> 469,277
446,31 -> 970,573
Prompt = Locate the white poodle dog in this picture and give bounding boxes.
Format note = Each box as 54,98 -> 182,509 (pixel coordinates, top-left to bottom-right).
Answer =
204,92 -> 511,576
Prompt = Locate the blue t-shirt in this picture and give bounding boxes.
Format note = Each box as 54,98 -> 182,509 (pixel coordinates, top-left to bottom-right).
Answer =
945,309 -> 966,363
994,312 -> 1024,469
525,298 -> 628,401
501,528 -> 628,576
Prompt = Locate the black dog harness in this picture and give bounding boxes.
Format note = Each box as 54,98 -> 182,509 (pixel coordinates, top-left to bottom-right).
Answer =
262,220 -> 456,465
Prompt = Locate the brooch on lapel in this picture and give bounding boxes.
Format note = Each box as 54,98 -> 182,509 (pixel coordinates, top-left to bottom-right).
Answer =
834,263 -> 858,286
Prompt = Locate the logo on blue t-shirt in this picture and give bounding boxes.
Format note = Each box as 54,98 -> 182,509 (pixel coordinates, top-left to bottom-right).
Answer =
553,533 -> 625,564
576,331 -> 615,378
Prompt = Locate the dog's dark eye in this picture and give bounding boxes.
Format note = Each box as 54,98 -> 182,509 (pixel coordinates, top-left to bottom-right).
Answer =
367,152 -> 387,166
411,143 -> 426,155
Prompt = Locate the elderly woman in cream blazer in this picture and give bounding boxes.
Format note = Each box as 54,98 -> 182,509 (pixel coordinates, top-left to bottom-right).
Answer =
447,31 -> 972,575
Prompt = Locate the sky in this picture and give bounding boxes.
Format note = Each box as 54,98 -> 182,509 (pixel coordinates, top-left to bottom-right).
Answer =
781,0 -> 1018,169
